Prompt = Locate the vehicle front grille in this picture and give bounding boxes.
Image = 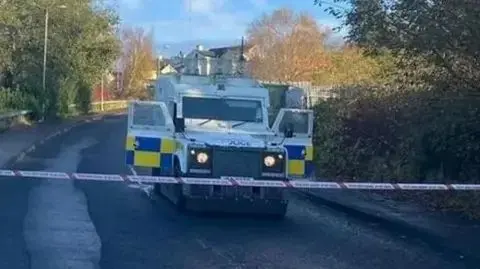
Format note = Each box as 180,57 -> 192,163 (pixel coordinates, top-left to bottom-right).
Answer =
188,147 -> 285,199
211,147 -> 262,178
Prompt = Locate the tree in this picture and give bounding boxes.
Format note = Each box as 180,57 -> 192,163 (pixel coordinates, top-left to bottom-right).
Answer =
246,8 -> 330,82
314,45 -> 395,86
0,0 -> 120,117
315,0 -> 480,90
116,26 -> 156,100
313,0 -> 480,217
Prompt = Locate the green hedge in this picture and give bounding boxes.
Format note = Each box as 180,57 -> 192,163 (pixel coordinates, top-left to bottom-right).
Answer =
0,88 -> 41,118
312,86 -> 480,217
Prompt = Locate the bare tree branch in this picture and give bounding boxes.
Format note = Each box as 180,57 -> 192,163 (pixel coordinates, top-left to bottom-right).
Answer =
117,26 -> 155,99
246,8 -> 330,82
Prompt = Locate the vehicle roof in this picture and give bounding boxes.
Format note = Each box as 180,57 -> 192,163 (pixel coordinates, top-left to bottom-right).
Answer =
160,74 -> 270,100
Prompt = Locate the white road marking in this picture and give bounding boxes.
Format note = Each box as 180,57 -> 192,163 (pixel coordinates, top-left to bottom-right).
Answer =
15,152 -> 26,162
128,166 -> 242,267
128,165 -> 153,196
128,165 -> 138,176
23,138 -> 102,269
195,238 -> 208,249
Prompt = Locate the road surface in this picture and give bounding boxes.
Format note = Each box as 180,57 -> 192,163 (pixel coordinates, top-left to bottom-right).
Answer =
0,115 -> 473,269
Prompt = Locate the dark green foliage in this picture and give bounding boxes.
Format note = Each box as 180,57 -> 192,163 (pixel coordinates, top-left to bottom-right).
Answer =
0,0 -> 120,118
313,0 -> 480,217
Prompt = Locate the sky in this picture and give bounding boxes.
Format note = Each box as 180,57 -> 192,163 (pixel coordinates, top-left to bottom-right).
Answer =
115,0 -> 348,56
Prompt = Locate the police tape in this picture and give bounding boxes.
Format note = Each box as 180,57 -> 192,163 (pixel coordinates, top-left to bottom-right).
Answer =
1,169 -> 480,191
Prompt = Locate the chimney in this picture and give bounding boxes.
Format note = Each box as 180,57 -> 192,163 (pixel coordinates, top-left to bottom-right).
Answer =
239,36 -> 245,62
196,45 -> 204,51
238,36 -> 246,76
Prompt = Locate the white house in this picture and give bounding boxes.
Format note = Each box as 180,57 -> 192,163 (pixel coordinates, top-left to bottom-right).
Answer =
183,43 -> 253,76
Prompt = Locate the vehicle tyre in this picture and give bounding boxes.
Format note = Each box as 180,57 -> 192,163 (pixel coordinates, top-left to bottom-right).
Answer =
152,164 -> 185,211
152,168 -> 162,195
172,159 -> 186,211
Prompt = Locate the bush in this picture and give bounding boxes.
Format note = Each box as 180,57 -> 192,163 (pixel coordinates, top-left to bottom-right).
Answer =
312,85 -> 480,217
75,82 -> 92,115
0,88 -> 42,118
57,77 -> 79,117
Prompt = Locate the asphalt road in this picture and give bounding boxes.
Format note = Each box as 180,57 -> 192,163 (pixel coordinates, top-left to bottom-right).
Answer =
0,115 -> 473,269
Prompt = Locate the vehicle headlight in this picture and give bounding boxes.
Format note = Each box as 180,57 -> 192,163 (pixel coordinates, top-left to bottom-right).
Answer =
196,152 -> 209,164
264,155 -> 276,167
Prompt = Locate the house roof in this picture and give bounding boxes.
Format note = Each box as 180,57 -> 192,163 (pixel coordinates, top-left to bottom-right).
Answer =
209,46 -> 237,57
195,44 -> 254,58
164,58 -> 183,69
211,44 -> 254,57
197,50 -> 216,57
161,64 -> 178,71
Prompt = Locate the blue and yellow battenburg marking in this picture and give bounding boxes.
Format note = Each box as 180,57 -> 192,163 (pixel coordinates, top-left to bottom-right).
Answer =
125,136 -> 176,173
284,144 -> 314,177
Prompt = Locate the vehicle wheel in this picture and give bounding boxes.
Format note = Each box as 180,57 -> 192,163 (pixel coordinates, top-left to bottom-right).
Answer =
172,159 -> 186,210
152,165 -> 185,210
152,168 -> 162,195
159,159 -> 185,209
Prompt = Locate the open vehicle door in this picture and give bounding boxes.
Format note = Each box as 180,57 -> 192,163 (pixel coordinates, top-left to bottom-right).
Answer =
272,108 -> 315,179
126,101 -> 176,171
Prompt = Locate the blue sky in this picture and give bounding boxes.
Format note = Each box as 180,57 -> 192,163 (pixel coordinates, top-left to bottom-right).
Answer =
115,0 -> 347,56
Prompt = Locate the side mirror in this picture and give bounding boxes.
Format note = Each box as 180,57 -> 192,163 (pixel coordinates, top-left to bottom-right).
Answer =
175,117 -> 185,133
283,123 -> 294,138
172,102 -> 184,133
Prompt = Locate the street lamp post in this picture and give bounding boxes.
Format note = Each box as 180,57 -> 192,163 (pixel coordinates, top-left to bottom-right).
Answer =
41,4 -> 66,120
101,72 -> 104,111
42,7 -> 49,120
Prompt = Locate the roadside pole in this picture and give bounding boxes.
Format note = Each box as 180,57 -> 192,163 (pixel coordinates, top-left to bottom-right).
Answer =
101,73 -> 104,111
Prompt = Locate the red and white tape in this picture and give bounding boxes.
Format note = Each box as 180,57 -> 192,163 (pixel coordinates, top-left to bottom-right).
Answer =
1,169 -> 480,191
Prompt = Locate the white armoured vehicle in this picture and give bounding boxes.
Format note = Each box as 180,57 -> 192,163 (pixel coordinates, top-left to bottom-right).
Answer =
125,73 -> 314,218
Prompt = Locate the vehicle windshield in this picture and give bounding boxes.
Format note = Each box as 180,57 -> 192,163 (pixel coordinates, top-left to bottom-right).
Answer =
131,102 -> 165,128
182,96 -> 263,123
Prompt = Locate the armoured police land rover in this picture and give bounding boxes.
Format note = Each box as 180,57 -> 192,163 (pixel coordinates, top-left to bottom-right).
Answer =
125,73 -> 314,218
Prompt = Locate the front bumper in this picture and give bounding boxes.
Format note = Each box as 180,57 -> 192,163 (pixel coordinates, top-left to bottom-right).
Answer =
184,182 -> 287,200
